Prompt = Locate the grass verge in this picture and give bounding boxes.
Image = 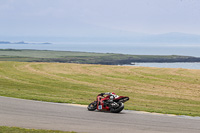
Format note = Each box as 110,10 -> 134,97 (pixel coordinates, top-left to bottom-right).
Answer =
0,126 -> 75,133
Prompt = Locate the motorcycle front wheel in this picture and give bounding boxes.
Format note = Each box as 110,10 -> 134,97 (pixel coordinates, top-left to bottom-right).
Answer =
110,102 -> 124,113
87,101 -> 97,111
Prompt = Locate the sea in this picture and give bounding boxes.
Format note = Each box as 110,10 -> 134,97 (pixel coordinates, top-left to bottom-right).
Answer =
1,42 -> 200,69
126,62 -> 200,69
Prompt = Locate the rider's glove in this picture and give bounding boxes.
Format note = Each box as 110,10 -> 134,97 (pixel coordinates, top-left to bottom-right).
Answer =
100,93 -> 104,96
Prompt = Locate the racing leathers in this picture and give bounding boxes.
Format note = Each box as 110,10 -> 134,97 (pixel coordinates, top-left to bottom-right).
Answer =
100,92 -> 119,101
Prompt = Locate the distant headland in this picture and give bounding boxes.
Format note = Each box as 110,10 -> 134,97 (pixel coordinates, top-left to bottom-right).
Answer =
0,41 -> 51,44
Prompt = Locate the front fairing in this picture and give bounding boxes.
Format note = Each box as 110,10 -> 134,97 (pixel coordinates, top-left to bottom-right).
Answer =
96,96 -> 110,111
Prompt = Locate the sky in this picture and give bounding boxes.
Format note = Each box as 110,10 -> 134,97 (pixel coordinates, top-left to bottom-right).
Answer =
0,0 -> 200,37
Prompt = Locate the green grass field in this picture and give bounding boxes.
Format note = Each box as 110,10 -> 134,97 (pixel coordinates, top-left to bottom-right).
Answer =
0,61 -> 200,116
1,49 -> 199,65
0,126 -> 75,133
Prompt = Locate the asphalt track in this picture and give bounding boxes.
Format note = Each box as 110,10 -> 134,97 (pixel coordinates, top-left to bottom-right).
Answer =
0,96 -> 200,133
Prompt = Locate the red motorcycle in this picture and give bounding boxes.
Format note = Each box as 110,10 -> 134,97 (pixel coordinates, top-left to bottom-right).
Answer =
87,93 -> 129,113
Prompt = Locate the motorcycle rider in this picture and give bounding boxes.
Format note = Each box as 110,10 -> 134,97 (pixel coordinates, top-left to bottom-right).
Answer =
88,92 -> 129,113
100,92 -> 119,101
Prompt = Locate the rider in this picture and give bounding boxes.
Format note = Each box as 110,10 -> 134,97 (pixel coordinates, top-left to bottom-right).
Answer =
100,92 -> 119,101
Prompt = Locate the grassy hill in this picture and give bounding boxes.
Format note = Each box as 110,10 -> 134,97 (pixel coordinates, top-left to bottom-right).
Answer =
1,49 -> 200,65
0,61 -> 199,116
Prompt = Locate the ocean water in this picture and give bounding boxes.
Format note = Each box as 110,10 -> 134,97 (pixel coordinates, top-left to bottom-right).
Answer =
0,43 -> 200,57
129,62 -> 200,69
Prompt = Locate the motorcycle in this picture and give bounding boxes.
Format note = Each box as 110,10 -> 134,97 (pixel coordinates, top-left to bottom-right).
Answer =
87,93 -> 129,113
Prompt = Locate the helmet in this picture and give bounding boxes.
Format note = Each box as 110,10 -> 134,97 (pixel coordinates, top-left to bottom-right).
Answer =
110,95 -> 114,100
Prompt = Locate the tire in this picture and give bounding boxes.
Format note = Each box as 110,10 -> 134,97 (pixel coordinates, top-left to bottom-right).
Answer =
110,102 -> 124,113
87,101 -> 97,111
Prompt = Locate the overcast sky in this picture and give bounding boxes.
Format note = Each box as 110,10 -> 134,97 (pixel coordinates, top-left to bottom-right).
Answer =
0,0 -> 200,37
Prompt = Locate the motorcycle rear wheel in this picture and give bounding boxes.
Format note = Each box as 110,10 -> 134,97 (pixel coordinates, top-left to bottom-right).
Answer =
87,101 -> 97,111
110,102 -> 124,113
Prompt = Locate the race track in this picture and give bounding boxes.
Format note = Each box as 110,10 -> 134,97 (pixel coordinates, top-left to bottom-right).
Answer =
0,96 -> 200,133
